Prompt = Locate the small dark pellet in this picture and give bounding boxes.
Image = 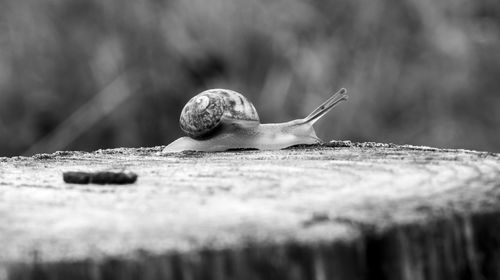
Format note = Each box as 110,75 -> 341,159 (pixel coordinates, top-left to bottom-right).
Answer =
63,172 -> 90,184
63,171 -> 138,184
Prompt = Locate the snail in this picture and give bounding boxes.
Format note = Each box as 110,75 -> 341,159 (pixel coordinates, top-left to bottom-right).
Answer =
163,88 -> 348,153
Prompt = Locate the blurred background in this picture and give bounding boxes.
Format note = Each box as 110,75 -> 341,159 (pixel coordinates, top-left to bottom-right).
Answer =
0,0 -> 499,156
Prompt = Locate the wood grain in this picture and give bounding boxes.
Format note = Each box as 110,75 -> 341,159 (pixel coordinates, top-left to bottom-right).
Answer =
1,141 -> 499,280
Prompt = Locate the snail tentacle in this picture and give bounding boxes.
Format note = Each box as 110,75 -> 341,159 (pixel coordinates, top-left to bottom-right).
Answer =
303,88 -> 348,124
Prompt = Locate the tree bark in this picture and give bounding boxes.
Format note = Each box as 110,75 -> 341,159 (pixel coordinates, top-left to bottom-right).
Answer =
1,141 -> 500,280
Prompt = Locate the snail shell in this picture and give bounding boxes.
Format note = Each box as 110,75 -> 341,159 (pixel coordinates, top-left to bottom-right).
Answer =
179,89 -> 260,139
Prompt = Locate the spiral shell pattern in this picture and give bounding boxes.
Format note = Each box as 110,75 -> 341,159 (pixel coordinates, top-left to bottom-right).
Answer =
179,89 -> 260,138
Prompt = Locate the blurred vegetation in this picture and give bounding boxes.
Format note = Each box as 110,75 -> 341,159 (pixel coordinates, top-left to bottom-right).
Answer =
1,0 -> 500,156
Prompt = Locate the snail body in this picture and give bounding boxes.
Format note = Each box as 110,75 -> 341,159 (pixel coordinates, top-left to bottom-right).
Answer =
163,88 -> 348,153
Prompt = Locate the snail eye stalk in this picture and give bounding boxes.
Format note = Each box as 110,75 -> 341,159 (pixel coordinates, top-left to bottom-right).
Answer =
302,88 -> 348,125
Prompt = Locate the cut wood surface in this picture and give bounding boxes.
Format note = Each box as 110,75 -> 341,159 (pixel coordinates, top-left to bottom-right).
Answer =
1,141 -> 500,280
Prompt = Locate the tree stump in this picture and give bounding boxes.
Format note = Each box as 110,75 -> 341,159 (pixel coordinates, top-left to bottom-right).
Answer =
1,141 -> 500,280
